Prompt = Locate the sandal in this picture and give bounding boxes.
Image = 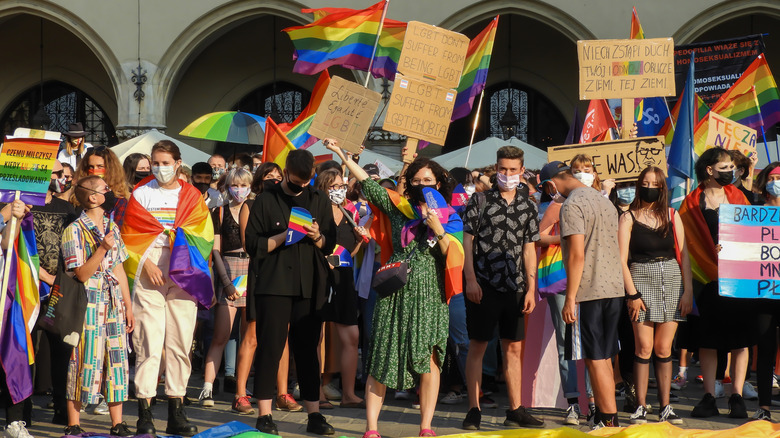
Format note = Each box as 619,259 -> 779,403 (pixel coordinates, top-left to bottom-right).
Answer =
319,400 -> 335,410
362,430 -> 381,438
419,429 -> 436,437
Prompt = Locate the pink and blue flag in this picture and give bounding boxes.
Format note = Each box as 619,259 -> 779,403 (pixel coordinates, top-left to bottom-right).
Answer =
422,187 -> 449,224
450,184 -> 468,215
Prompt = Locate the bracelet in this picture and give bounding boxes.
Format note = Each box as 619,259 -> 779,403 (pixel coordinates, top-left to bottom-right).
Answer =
625,292 -> 642,300
312,234 -> 323,243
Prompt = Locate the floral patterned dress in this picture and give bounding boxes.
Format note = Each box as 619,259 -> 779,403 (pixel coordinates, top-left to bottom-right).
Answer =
362,178 -> 449,390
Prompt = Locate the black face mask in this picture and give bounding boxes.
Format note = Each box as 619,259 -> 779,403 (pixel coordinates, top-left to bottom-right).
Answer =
100,191 -> 117,212
286,179 -> 305,194
715,170 -> 734,186
49,178 -> 67,193
638,186 -> 661,203
408,184 -> 436,204
262,179 -> 279,192
193,182 -> 210,195
134,171 -> 150,184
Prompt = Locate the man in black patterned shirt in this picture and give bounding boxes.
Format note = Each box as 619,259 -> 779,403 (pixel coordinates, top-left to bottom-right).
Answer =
460,146 -> 542,431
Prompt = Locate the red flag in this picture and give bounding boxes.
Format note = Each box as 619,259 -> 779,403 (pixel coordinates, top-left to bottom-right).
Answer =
579,99 -> 618,143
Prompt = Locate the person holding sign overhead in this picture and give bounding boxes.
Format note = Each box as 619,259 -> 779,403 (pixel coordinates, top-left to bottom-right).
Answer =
244,149 -> 336,436
325,139 -> 464,438
679,147 -> 752,419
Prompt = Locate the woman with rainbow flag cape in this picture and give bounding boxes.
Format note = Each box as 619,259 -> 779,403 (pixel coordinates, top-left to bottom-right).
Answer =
121,140 -> 213,437
325,140 -> 464,438
679,147 -> 753,420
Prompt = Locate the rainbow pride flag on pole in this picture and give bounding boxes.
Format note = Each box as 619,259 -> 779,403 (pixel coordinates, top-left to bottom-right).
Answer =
1,213 -> 40,403
630,6 -> 644,40
263,118 -> 298,168
451,17 -> 498,122
284,1 -> 405,79
121,178 -> 214,308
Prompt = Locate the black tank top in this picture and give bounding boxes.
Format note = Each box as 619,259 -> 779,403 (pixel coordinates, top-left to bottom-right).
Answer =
212,206 -> 243,252
628,211 -> 675,263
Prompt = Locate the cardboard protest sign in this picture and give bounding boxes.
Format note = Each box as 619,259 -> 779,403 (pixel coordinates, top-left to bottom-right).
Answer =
383,74 -> 457,145
719,204 -> 780,299
398,21 -> 469,89
578,38 -> 675,100
706,112 -> 757,158
0,135 -> 62,206
547,136 -> 666,182
308,76 -> 382,154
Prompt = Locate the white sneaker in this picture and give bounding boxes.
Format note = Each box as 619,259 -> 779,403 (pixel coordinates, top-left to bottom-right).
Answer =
564,404 -> 580,425
199,387 -> 214,407
439,391 -> 463,405
322,381 -> 342,400
6,421 -> 33,438
714,380 -> 726,399
394,390 -> 411,400
743,382 -> 759,400
90,395 -> 109,415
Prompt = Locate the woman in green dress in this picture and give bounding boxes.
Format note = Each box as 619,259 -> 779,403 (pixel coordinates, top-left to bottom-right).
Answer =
326,140 -> 463,438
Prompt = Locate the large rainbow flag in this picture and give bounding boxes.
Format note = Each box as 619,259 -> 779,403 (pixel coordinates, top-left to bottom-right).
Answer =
284,1 -> 406,80
121,178 -> 214,308
1,213 -> 40,403
451,16 -> 498,122
263,117 -> 297,168
368,185 -> 464,303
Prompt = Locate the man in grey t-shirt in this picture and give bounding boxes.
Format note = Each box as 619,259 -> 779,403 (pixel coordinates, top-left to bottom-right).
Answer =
541,161 -> 624,429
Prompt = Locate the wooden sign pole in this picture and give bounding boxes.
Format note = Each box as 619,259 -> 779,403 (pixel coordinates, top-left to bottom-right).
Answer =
622,98 -> 634,139
403,138 -> 419,164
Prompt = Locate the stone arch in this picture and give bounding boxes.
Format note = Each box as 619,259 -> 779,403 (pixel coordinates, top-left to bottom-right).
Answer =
156,0 -> 311,115
674,1 -> 780,44
0,2 -> 122,102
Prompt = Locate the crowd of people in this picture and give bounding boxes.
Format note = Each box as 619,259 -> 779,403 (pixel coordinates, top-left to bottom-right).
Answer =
0,121 -> 779,438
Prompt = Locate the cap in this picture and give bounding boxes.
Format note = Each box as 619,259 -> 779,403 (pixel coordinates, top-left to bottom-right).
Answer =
537,161 -> 570,189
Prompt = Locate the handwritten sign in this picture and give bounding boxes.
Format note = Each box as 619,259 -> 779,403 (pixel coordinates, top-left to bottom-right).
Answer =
547,136 -> 667,182
706,112 -> 757,158
397,21 -> 469,89
0,136 -> 61,206
578,38 -> 675,100
308,76 -> 382,154
719,204 -> 780,299
383,74 -> 457,145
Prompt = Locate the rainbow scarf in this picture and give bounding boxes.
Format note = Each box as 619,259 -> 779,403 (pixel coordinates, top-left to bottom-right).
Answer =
452,16 -> 498,122
0,213 -> 39,403
679,185 -> 748,285
121,177 -> 214,308
369,188 -> 464,303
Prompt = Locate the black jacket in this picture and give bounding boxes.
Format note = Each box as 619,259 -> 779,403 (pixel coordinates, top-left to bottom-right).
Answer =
245,183 -> 335,307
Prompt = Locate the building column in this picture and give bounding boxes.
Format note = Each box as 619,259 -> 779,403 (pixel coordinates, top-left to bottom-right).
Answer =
114,60 -> 167,142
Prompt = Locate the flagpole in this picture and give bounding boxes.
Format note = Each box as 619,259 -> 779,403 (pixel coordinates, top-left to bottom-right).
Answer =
750,85 -> 773,162
663,97 -> 676,131
464,91 -> 485,167
364,0 -> 390,88
0,191 -> 21,338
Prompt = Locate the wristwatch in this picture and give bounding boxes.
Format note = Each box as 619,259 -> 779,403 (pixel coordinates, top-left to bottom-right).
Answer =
435,232 -> 445,241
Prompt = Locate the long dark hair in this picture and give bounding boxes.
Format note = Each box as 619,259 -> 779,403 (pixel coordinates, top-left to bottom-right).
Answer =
403,157 -> 453,203
629,166 -> 670,235
123,152 -> 150,190
250,162 -> 282,194
755,162 -> 780,200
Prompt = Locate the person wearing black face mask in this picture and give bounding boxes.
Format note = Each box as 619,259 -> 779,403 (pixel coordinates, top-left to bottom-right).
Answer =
618,166 -> 692,425
191,162 -> 224,208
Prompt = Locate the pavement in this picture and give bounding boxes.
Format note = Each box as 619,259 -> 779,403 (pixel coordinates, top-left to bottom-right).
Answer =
22,368 -> 776,438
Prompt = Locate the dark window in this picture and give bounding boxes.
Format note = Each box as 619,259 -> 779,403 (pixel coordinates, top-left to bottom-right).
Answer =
0,81 -> 116,145
234,82 -> 310,125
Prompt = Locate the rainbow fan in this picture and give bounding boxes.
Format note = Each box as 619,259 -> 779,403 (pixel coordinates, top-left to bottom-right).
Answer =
451,184 -> 468,214
232,275 -> 247,297
332,245 -> 353,267
286,207 -> 313,245
423,187 -> 449,224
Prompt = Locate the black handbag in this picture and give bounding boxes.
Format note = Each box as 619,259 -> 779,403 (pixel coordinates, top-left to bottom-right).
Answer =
39,257 -> 87,347
372,234 -> 427,298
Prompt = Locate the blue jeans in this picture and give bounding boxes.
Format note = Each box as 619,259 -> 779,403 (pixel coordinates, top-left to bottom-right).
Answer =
448,293 -> 469,379
547,293 -> 592,399
224,313 -> 241,377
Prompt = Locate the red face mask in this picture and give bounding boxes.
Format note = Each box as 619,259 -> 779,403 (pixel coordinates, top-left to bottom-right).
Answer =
88,168 -> 106,177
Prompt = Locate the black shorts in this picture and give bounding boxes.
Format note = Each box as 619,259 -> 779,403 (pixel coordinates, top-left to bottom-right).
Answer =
578,297 -> 622,360
465,282 -> 525,341
320,267 -> 359,326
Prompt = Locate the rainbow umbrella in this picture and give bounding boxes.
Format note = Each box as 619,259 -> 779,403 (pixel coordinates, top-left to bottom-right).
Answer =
180,111 -> 267,145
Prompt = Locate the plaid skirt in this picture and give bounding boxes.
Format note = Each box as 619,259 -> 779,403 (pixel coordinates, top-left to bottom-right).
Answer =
219,254 -> 249,308
629,258 -> 684,323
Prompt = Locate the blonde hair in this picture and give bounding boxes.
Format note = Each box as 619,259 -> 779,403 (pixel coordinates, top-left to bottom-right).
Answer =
225,167 -> 253,187
570,153 -> 603,191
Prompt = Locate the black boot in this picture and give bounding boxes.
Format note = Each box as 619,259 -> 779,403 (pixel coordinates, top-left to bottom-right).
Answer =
137,399 -> 156,435
166,397 -> 198,436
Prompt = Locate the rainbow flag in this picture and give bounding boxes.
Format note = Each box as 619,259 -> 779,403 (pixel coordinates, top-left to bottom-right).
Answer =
232,275 -> 247,297
658,93 -> 709,145
331,245 -> 353,267
263,117 -> 297,168
121,178 -> 214,308
1,213 -> 39,403
284,1 -> 404,79
286,114 -> 317,149
286,207 -> 313,245
452,17 -> 498,122
280,70 -> 330,131
630,6 -> 644,39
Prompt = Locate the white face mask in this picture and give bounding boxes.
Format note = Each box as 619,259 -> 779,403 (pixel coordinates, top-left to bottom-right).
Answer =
496,172 -> 521,191
152,165 -> 177,184
329,188 -> 347,205
573,171 -> 595,187
229,186 -> 251,203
